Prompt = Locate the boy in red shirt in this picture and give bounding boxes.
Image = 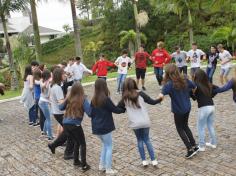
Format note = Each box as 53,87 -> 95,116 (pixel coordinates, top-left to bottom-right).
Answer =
151,41 -> 171,89
134,45 -> 151,90
92,54 -> 116,80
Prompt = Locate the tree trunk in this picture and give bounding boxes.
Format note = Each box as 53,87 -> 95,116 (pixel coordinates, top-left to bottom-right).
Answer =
30,0 -> 42,62
70,0 -> 83,60
0,14 -> 18,90
133,1 -> 141,50
188,9 -> 194,47
128,41 -> 135,58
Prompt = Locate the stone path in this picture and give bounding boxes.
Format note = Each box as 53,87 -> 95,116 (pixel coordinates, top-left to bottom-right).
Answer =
0,74 -> 236,176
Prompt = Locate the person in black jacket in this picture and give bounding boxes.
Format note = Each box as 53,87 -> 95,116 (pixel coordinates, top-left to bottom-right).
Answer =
90,79 -> 125,175
206,46 -> 219,83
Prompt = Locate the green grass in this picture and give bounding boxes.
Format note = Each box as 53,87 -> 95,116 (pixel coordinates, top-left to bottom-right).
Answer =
0,89 -> 21,100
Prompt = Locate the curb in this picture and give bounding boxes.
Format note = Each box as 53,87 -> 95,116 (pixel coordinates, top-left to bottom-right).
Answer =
0,63 -> 235,103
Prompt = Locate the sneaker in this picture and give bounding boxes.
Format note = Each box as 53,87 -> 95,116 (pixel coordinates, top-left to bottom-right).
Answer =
206,143 -> 217,149
115,91 -> 120,95
73,160 -> 82,166
142,86 -> 146,91
41,131 -> 46,135
142,160 -> 149,167
159,86 -> 163,90
99,165 -> 106,172
151,160 -> 158,166
82,164 -> 91,172
48,137 -> 54,141
193,146 -> 200,153
33,122 -> 40,127
29,122 -> 33,126
48,144 -> 55,154
185,149 -> 197,159
106,169 -> 118,175
198,146 -> 206,152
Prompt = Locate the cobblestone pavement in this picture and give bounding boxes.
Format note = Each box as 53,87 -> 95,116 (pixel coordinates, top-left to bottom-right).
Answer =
0,74 -> 236,176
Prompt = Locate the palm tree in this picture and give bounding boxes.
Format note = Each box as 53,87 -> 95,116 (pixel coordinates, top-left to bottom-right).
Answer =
29,0 -> 42,62
70,0 -> 83,59
119,29 -> 147,57
212,26 -> 236,53
0,0 -> 28,90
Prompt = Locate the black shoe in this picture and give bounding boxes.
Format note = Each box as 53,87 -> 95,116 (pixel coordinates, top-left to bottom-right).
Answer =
33,122 -> 40,127
82,164 -> 90,172
48,144 -> 55,154
29,122 -> 33,126
73,160 -> 82,166
185,149 -> 197,159
64,153 -> 74,160
193,146 -> 200,153
142,86 -> 146,91
48,137 -> 54,141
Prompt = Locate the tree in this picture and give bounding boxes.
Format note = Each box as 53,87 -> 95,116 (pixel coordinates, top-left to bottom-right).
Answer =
119,29 -> 147,57
70,0 -> 83,59
0,0 -> 28,90
212,26 -> 236,53
84,41 -> 104,62
30,0 -> 42,62
62,24 -> 72,33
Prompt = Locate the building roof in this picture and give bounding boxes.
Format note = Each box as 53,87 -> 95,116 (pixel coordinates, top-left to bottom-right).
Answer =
0,23 -> 18,34
23,25 -> 62,36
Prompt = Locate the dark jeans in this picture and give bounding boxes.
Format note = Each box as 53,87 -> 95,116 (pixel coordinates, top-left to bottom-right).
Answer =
154,67 -> 163,86
51,114 -> 74,156
206,66 -> 216,83
64,124 -> 87,165
35,98 -> 45,131
174,112 -> 196,150
29,105 -> 36,123
178,66 -> 187,75
98,77 -> 107,81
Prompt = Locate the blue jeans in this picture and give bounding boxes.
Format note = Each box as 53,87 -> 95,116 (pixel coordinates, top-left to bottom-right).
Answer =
117,74 -> 127,92
133,128 -> 155,161
29,105 -> 36,123
154,67 -> 163,86
39,101 -> 53,138
206,66 -> 216,83
197,106 -> 217,147
97,132 -> 113,169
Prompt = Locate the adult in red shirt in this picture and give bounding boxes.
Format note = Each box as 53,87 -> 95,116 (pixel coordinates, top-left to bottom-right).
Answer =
151,41 -> 171,88
134,45 -> 151,90
92,54 -> 116,80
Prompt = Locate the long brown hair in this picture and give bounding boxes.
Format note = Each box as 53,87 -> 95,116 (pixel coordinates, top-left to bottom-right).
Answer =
51,68 -> 63,87
91,78 -> 110,107
64,82 -> 85,118
122,78 -> 140,108
33,68 -> 42,81
194,69 -> 212,97
163,64 -> 187,90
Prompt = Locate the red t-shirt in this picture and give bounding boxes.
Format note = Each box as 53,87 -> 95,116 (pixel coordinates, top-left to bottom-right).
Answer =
92,60 -> 115,77
151,49 -> 171,68
135,52 -> 150,69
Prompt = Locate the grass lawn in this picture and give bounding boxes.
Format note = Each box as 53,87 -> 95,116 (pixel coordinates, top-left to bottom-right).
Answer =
0,89 -> 22,100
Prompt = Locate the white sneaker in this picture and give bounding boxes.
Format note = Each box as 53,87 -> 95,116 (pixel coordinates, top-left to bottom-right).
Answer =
99,165 -> 105,171
198,146 -> 206,152
151,160 -> 158,166
142,160 -> 149,166
115,91 -> 120,95
206,143 -> 217,149
106,169 -> 118,175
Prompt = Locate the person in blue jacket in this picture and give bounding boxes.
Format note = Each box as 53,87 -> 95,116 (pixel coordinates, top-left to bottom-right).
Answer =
90,78 -> 125,175
59,82 -> 91,171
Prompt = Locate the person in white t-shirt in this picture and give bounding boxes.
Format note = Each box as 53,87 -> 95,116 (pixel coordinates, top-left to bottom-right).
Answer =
62,58 -> 75,95
217,44 -> 233,85
71,57 -> 92,82
115,49 -> 133,94
187,43 -> 206,80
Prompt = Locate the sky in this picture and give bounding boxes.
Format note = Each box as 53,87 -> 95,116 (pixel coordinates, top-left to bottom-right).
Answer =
11,0 -> 74,32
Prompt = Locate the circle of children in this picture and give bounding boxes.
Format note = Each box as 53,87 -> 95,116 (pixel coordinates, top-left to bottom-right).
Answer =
20,41 -> 236,174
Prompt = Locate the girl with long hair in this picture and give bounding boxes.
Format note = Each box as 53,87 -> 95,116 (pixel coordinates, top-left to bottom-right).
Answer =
59,82 -> 91,171
158,64 -> 199,158
38,69 -> 53,140
192,69 -> 217,151
90,78 -> 125,175
118,78 -> 162,166
21,65 -> 36,125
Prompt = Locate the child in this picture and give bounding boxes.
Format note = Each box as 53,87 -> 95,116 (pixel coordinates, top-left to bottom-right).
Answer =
33,69 -> 43,127
214,68 -> 236,103
158,64 -> 199,158
59,82 -> 91,171
118,78 -> 161,166
217,44 -> 233,85
206,46 -> 219,83
92,54 -> 116,80
134,45 -> 151,90
151,41 -> 171,89
21,65 -> 36,125
90,78 -> 125,175
187,43 -> 206,80
171,46 -> 188,75
115,49 -> 133,94
39,70 -> 53,140
193,69 -> 217,151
